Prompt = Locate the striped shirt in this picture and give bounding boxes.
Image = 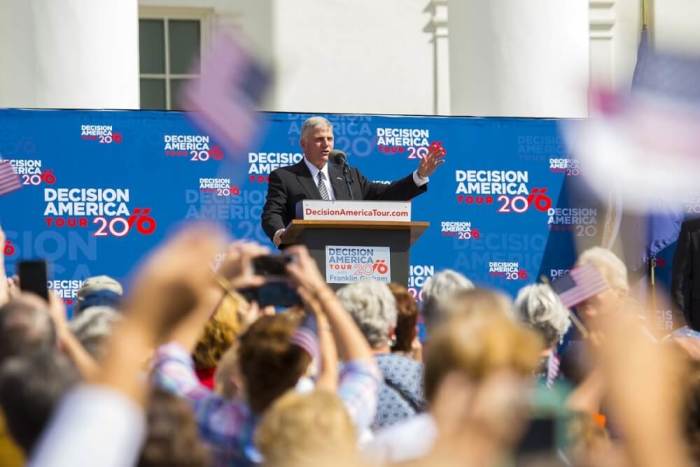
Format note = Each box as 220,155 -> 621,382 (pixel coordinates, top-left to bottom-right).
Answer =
152,343 -> 381,466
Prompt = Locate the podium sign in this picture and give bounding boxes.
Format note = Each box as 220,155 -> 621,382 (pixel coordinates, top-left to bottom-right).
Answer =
296,200 -> 411,222
325,245 -> 391,283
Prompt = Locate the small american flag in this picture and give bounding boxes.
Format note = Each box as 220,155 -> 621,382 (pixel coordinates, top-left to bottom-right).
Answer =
551,264 -> 609,309
182,30 -> 271,157
0,160 -> 21,196
564,28 -> 700,212
546,352 -> 560,388
290,313 -> 319,362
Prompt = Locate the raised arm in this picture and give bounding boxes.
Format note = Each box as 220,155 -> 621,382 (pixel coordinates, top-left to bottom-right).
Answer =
594,298 -> 692,467
163,240 -> 269,351
296,286 -> 338,391
100,223 -> 228,404
286,245 -> 372,363
286,245 -> 380,430
30,224 -> 227,467
47,292 -> 99,379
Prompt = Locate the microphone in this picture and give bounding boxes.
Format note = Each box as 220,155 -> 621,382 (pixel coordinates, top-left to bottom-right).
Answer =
329,149 -> 353,199
330,149 -> 347,165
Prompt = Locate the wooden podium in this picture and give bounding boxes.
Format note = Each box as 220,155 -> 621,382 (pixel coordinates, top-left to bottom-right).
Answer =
280,218 -> 429,289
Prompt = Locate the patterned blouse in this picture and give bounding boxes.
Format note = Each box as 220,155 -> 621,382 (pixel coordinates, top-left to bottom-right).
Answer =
372,353 -> 426,431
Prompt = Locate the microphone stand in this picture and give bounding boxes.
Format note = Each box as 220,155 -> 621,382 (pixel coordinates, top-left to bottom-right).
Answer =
331,150 -> 354,200
342,162 -> 354,200
341,158 -> 355,200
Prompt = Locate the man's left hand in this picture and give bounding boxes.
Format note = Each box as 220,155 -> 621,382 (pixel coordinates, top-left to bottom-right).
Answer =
417,144 -> 446,178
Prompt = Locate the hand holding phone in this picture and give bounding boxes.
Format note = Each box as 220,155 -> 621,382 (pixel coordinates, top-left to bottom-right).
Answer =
252,254 -> 292,278
238,281 -> 302,308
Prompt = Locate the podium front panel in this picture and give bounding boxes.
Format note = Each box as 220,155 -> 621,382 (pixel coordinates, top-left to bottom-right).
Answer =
300,228 -> 410,290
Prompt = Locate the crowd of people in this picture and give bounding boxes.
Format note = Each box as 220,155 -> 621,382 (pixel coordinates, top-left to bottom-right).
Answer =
1,222 -> 700,467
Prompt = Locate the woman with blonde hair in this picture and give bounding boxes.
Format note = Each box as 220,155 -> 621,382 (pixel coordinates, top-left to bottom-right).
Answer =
191,292 -> 245,389
255,390 -> 359,467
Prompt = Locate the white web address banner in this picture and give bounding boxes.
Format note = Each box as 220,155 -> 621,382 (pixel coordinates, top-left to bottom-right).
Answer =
298,200 -> 411,222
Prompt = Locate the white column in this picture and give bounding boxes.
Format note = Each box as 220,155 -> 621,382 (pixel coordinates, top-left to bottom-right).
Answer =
448,0 -> 589,118
270,0 -> 434,115
652,0 -> 700,53
425,0 -> 450,114
589,0 -> 642,91
0,0 -> 139,109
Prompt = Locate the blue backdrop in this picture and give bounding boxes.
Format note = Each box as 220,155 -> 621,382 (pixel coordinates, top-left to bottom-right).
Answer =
0,109 -> 626,307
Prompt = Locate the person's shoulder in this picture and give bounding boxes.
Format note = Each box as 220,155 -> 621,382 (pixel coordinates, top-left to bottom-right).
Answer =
363,413 -> 436,462
377,353 -> 422,369
271,161 -> 306,177
682,217 -> 700,232
376,353 -> 423,378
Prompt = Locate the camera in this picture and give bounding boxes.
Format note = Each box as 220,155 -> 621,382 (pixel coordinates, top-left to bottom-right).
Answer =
252,255 -> 292,277
239,254 -> 301,308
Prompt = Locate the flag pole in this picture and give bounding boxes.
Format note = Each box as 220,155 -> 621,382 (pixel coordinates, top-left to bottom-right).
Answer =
642,0 -> 656,321
642,0 -> 654,42
649,254 -> 658,320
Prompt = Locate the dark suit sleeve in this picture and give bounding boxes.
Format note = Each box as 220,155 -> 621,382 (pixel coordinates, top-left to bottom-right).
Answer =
261,170 -> 288,241
356,169 -> 427,201
672,222 -> 692,323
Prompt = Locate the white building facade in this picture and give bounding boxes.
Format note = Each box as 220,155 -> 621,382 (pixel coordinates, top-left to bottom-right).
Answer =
0,0 -> 694,118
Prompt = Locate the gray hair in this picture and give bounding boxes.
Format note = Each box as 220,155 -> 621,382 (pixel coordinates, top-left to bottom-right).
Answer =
0,296 -> 56,364
75,274 -> 123,314
69,306 -> 121,359
576,247 -> 629,294
514,284 -> 571,348
336,280 -> 397,348
300,116 -> 333,140
0,350 -> 79,452
421,269 -> 474,333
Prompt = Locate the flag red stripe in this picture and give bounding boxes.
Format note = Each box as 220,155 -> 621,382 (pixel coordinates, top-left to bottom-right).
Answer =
0,161 -> 22,195
558,264 -> 609,308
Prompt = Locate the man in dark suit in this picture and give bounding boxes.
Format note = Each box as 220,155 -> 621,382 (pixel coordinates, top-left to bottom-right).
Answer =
672,217 -> 700,330
261,116 -> 444,246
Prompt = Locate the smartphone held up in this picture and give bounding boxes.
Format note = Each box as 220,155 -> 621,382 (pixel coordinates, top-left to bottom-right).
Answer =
17,259 -> 49,301
240,254 -> 301,308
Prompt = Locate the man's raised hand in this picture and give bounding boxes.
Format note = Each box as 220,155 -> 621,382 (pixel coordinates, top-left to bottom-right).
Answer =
417,142 -> 446,178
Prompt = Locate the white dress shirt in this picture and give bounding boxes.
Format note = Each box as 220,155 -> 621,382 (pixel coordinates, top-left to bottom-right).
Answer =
303,157 -> 336,201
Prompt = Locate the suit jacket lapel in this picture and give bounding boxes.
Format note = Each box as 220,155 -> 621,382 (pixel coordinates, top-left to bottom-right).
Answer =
295,161 -> 322,199
329,163 -> 350,200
